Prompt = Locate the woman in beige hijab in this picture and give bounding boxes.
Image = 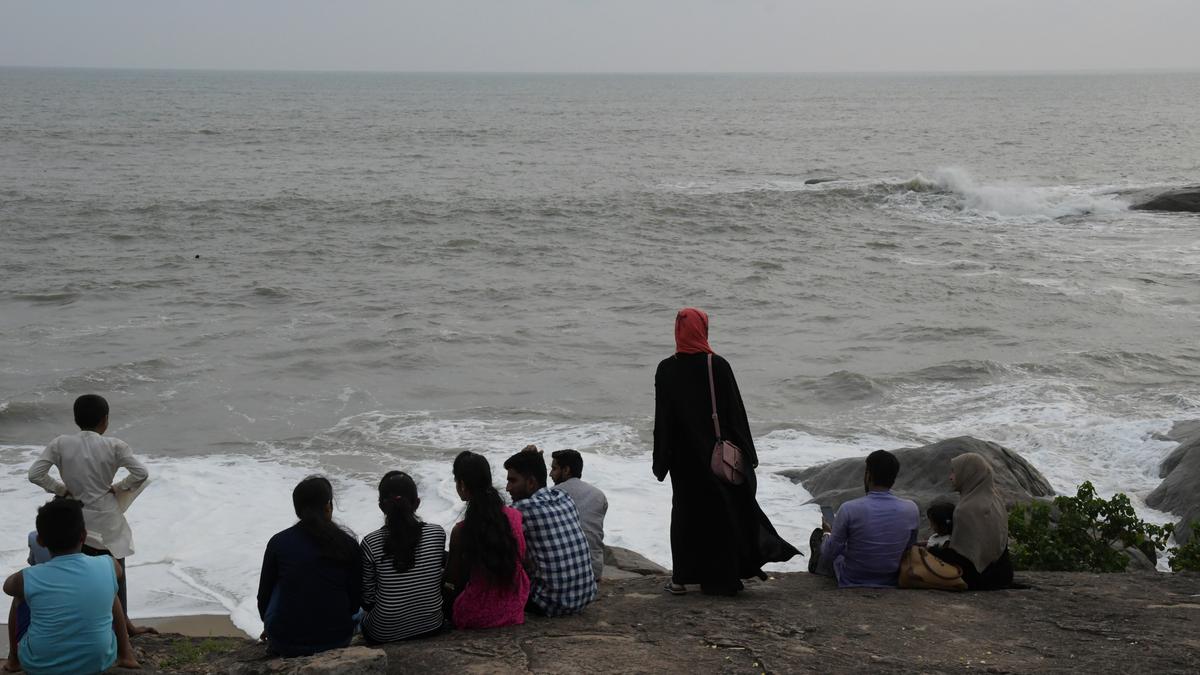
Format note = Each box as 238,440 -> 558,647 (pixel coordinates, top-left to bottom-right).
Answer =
930,452 -> 1014,590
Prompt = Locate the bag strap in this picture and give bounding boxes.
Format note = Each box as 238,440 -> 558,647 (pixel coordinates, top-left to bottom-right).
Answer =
707,354 -> 722,441
918,547 -> 964,580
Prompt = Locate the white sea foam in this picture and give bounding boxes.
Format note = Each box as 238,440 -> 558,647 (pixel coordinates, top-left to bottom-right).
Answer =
888,167 -> 1131,223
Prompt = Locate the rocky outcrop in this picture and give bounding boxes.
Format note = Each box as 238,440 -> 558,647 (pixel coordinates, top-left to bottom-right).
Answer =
604,545 -> 668,577
779,437 -> 1055,534
122,572 -> 1200,674
1147,423 -> 1200,545
226,646 -> 386,675
1128,186 -> 1200,213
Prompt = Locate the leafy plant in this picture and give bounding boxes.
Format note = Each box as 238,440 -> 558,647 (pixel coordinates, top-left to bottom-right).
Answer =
1008,481 -> 1173,573
1169,523 -> 1200,572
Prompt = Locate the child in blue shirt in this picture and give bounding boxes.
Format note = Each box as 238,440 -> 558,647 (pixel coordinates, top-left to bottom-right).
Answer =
3,499 -> 138,674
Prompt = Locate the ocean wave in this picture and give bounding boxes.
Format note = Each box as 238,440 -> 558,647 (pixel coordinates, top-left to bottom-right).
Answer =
655,168 -> 1137,223
55,357 -> 175,392
10,290 -> 81,305
0,400 -> 59,426
884,167 -> 1132,221
779,370 -> 890,403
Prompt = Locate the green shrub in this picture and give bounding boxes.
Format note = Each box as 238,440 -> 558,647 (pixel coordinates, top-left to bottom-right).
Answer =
1169,523 -> 1200,572
1008,481 -> 1173,573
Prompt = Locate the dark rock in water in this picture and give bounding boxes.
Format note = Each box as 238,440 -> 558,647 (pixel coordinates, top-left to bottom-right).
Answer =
1147,430 -> 1200,545
1155,420 -> 1200,478
778,437 -> 1055,535
1129,186 -> 1200,213
804,177 -> 840,185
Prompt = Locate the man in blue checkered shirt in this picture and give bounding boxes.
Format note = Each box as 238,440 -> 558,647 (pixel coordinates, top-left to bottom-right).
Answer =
504,447 -> 597,616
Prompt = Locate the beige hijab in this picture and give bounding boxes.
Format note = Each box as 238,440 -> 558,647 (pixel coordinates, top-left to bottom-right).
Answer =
949,452 -> 1009,571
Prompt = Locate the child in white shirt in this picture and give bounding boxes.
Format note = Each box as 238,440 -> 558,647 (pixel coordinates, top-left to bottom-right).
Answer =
926,502 -> 954,549
27,394 -> 152,635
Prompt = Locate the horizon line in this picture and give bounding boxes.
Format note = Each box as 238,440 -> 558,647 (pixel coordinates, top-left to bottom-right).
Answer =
2,64 -> 1199,77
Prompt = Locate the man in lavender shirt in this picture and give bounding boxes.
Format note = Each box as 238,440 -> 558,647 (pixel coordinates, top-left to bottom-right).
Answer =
809,450 -> 919,588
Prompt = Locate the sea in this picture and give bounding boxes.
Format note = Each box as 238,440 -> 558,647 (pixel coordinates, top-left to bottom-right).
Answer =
1,68 -> 1198,635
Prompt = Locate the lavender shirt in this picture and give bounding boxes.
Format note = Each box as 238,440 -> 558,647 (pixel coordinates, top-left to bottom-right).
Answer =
820,490 -> 919,588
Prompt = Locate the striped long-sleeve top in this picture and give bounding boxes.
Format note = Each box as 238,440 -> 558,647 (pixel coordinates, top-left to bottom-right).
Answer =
359,522 -> 446,643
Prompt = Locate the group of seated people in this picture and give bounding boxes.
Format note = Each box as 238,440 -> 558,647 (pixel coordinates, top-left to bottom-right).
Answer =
5,443 -> 1014,669
808,449 -> 1014,591
255,446 -> 609,656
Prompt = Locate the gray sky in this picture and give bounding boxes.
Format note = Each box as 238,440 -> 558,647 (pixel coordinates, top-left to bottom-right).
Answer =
3,1 -> 1198,73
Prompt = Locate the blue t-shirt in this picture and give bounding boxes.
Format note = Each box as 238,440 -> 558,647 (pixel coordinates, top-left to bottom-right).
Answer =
19,553 -> 118,675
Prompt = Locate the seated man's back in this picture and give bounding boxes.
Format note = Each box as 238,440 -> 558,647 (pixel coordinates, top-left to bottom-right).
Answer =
823,490 -> 919,587
20,552 -> 119,674
551,479 -> 607,581
514,488 -> 597,615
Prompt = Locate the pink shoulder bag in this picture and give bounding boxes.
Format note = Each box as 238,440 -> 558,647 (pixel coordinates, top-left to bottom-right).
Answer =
707,354 -> 747,486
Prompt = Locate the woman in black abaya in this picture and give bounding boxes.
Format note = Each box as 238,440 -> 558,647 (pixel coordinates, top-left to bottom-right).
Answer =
653,307 -> 799,595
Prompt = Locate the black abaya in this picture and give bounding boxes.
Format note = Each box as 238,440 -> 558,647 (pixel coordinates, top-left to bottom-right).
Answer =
653,353 -> 799,587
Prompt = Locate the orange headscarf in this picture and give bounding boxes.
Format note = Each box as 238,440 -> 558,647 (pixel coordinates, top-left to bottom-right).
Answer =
674,307 -> 714,354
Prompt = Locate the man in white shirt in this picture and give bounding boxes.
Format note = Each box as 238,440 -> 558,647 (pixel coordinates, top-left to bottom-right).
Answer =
550,449 -> 608,581
28,394 -> 152,634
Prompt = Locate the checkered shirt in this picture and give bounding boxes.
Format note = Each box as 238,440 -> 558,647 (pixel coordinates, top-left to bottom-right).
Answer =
514,487 -> 598,616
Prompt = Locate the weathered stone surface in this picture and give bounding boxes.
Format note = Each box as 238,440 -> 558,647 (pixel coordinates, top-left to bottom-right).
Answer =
124,572 -> 1200,674
225,646 -> 386,675
1148,431 -> 1200,545
1129,186 -> 1200,213
603,545 -> 668,576
779,436 -> 1055,533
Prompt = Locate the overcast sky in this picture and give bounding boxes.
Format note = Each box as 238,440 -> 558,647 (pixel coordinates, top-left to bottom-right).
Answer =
3,1 -> 1199,73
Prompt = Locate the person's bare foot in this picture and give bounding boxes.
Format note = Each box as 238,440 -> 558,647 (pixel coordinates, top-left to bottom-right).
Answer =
126,623 -> 158,636
115,656 -> 141,669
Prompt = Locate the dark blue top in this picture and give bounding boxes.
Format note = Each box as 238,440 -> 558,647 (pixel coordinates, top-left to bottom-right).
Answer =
257,524 -> 362,652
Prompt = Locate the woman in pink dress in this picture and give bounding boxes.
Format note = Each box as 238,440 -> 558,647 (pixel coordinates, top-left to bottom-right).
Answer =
443,451 -> 529,629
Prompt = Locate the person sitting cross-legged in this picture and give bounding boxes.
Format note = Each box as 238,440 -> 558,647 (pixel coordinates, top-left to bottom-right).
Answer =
809,450 -> 919,588
3,498 -> 139,675
504,448 -> 597,616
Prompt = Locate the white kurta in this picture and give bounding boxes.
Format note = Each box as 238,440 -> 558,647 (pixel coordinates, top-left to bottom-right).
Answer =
28,431 -> 149,559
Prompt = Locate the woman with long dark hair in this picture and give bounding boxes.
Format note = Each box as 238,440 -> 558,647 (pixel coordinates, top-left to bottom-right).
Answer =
358,471 -> 446,642
653,307 -> 799,596
443,451 -> 529,629
256,476 -> 361,657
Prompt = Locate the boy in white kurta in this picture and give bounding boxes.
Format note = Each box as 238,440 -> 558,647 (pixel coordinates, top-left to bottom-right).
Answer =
28,394 -> 152,634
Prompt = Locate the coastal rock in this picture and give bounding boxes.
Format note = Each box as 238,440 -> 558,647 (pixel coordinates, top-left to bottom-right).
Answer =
226,646 -> 386,675
1122,545 -> 1157,572
124,572 -> 1200,674
1156,420 -> 1200,478
604,545 -> 669,576
779,436 -> 1055,532
1128,186 -> 1200,213
1147,432 -> 1200,545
